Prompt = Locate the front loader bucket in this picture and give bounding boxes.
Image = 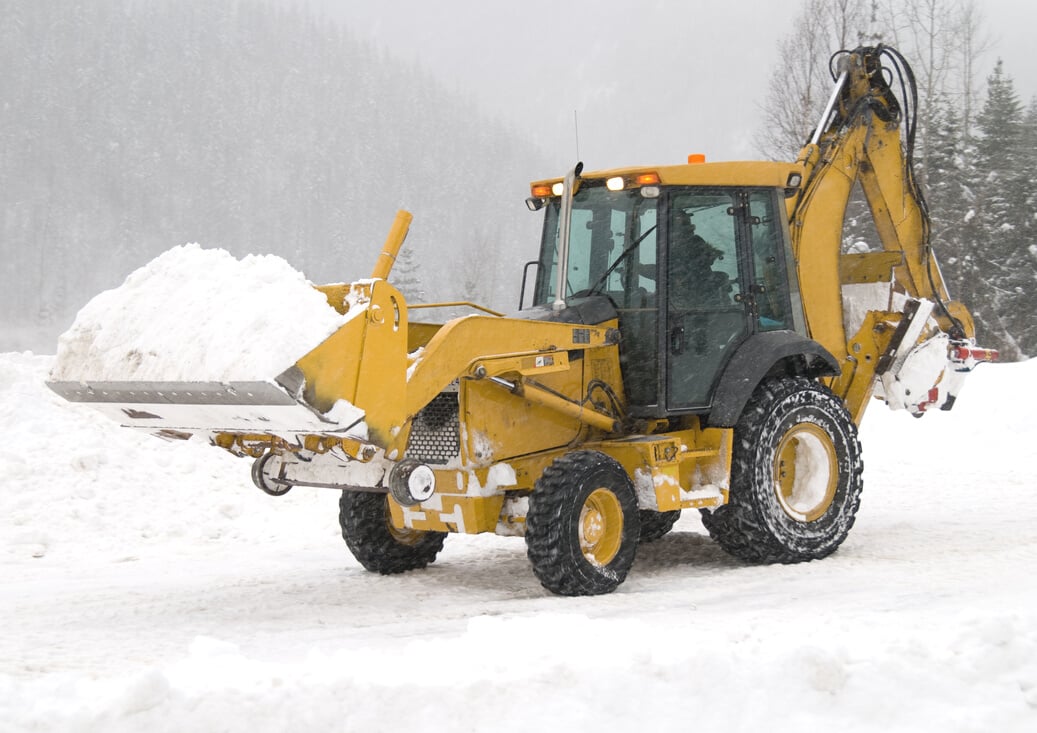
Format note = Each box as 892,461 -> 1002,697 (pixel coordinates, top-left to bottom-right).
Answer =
46,210 -> 417,446
45,280 -> 380,442
46,379 -> 354,439
46,276 -> 407,447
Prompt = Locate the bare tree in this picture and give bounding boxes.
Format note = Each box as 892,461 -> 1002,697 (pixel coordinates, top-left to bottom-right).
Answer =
951,0 -> 990,150
878,0 -> 988,186
882,0 -> 951,185
756,0 -> 989,166
754,0 -> 874,160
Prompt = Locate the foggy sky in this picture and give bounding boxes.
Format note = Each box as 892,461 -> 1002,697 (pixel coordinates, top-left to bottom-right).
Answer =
309,0 -> 1036,176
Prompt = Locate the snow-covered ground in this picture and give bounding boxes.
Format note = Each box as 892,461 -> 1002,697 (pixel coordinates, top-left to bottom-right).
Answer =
2,348 -> 1035,732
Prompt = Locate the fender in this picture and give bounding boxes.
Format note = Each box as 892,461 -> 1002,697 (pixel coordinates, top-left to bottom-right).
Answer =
707,331 -> 839,428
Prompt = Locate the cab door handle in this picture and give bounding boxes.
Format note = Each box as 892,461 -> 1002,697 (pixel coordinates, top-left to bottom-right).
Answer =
670,326 -> 685,355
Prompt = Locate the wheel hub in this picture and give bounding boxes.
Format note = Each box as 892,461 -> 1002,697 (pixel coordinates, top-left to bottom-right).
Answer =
385,511 -> 428,546
578,488 -> 624,566
774,421 -> 838,522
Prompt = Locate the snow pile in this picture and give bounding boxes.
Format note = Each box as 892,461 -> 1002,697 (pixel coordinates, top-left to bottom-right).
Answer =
2,352 -> 1036,732
50,244 -> 349,382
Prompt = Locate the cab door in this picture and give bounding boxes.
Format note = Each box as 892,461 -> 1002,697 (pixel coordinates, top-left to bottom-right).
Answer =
665,189 -> 749,410
664,187 -> 802,412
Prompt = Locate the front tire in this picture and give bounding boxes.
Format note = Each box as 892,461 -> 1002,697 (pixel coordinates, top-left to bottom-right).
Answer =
701,377 -> 863,564
525,451 -> 641,596
339,491 -> 446,574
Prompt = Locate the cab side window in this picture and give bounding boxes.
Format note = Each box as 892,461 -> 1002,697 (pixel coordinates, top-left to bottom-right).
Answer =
667,193 -> 737,311
747,190 -> 793,332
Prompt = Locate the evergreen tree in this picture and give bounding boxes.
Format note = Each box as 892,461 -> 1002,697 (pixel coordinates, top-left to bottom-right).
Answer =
926,97 -> 975,307
969,60 -> 1028,359
1022,98 -> 1037,251
390,247 -> 425,304
1008,97 -> 1037,352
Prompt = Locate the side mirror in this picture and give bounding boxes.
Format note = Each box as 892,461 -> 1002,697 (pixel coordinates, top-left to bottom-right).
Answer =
525,197 -> 545,212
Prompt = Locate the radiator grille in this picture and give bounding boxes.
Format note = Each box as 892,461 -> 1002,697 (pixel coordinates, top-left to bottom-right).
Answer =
405,391 -> 460,465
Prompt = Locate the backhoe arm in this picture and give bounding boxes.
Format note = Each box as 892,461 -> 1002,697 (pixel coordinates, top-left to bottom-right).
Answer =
787,46 -> 992,419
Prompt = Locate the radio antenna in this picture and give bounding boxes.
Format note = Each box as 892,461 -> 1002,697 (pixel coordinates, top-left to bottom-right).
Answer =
573,110 -> 581,161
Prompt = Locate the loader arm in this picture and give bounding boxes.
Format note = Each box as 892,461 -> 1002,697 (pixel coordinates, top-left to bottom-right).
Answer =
404,313 -> 620,422
285,276 -> 624,458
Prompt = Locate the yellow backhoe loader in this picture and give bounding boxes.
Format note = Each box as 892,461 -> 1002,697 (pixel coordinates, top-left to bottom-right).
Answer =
49,46 -> 995,595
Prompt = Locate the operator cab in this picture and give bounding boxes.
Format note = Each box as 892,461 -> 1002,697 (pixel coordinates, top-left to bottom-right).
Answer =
526,165 -> 806,419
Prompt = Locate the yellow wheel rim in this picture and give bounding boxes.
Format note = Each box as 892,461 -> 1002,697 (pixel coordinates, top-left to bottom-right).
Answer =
579,488 -> 624,567
385,503 -> 426,546
774,422 -> 838,522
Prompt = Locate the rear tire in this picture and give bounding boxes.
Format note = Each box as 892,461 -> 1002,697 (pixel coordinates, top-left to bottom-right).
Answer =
701,377 -> 863,564
638,509 -> 681,543
526,451 -> 640,596
339,491 -> 446,574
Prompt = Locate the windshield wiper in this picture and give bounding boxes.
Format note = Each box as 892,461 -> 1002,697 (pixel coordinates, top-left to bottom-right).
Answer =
584,224 -> 657,297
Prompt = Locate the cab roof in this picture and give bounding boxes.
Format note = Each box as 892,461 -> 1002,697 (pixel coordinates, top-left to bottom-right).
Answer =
530,160 -> 801,192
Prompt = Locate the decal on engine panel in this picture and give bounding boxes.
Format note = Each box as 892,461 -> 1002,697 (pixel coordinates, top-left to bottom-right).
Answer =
572,328 -> 591,344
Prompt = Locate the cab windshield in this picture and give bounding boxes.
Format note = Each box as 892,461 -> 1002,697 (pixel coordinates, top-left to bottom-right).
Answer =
533,183 -> 658,307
